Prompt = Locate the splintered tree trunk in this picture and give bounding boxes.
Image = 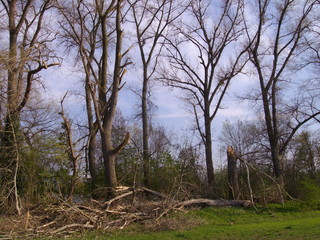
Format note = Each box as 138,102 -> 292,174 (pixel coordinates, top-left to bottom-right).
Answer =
227,146 -> 240,200
60,96 -> 80,201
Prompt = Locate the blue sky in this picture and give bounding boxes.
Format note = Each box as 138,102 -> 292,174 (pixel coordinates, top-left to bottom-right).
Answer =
41,52 -> 254,133
40,52 -> 255,171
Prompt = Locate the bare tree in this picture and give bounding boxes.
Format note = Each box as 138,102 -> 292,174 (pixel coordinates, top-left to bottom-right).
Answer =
220,119 -> 268,165
246,0 -> 320,187
128,0 -> 186,187
162,0 -> 248,190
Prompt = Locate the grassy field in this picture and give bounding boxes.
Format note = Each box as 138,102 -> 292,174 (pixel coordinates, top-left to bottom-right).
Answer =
66,204 -> 320,240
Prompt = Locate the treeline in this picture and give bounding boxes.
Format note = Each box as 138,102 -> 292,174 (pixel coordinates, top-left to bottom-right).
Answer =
0,0 -> 320,215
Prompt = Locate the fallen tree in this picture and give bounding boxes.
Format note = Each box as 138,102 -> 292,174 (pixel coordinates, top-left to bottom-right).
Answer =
177,199 -> 251,208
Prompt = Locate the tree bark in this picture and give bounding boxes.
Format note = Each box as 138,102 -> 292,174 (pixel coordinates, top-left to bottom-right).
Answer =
204,112 -> 214,188
85,82 -> 98,192
227,146 -> 240,200
142,75 -> 150,187
271,145 -> 284,187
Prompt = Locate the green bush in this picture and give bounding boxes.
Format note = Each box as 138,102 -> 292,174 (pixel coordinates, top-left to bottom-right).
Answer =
298,178 -> 320,206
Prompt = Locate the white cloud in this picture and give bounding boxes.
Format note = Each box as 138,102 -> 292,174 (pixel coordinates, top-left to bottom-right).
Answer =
219,106 -> 249,118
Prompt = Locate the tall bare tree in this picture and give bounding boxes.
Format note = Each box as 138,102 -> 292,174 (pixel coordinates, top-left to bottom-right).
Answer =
246,0 -> 320,187
128,0 -> 186,187
162,0 -> 248,190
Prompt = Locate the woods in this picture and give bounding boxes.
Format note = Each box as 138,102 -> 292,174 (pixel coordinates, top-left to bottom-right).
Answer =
0,0 -> 320,237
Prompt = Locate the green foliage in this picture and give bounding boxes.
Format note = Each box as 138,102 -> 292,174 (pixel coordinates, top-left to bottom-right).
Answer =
213,168 -> 229,198
285,131 -> 320,201
18,134 -> 72,203
298,178 -> 320,206
292,131 -> 317,179
149,152 -> 178,192
116,147 -> 141,187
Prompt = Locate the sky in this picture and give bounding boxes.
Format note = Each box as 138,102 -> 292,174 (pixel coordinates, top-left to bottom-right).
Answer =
41,52 -> 254,133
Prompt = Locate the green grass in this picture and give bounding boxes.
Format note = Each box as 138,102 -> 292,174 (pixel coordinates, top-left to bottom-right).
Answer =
42,205 -> 320,240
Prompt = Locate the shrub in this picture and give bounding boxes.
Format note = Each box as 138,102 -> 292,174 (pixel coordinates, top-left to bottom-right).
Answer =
298,178 -> 320,206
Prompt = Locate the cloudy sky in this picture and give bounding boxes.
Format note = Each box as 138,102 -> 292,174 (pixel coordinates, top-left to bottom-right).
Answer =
41,52 -> 255,143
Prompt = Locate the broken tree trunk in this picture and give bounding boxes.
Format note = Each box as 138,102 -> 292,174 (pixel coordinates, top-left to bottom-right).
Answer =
227,146 -> 240,200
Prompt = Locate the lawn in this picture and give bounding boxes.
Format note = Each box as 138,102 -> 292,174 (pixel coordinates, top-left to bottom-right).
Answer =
68,204 -> 320,240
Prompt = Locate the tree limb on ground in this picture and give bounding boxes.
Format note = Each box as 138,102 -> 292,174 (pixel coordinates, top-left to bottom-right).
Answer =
51,223 -> 95,234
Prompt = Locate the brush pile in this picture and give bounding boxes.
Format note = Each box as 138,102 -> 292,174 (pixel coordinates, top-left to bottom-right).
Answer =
0,187 -> 251,239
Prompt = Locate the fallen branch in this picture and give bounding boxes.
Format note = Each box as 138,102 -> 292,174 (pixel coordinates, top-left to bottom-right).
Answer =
51,223 -> 95,234
103,187 -> 166,210
38,221 -> 56,229
76,205 -> 103,215
157,199 -> 251,220
104,189 -> 139,210
177,199 -> 252,208
140,187 -> 167,199
63,202 -> 93,222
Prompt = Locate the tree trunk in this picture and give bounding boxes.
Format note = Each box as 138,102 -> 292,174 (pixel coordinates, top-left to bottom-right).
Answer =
101,132 -> 118,189
204,109 -> 214,188
99,0 -> 124,194
142,73 -> 150,187
271,145 -> 284,187
227,146 -> 240,200
85,83 -> 98,192
88,136 -> 98,188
